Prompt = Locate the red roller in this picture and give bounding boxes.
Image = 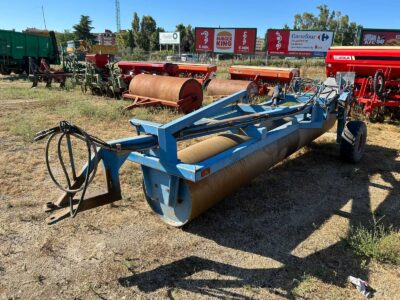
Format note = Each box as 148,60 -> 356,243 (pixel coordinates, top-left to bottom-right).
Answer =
123,74 -> 203,113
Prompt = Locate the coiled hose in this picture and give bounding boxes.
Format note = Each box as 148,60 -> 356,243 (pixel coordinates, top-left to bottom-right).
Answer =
34,121 -> 129,218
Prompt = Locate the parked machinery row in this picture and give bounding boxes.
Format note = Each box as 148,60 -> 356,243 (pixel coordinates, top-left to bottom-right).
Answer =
78,55 -> 300,113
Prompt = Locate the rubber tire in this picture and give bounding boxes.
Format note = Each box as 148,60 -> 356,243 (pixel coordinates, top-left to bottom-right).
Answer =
340,121 -> 367,163
373,70 -> 385,97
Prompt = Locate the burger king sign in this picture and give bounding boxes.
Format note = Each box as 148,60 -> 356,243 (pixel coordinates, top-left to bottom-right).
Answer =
195,27 -> 257,54
214,29 -> 235,53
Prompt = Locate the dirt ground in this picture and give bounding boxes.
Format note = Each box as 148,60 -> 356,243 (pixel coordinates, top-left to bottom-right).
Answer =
0,77 -> 399,300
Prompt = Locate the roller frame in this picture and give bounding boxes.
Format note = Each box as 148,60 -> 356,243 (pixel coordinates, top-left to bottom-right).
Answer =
45,80 -> 350,225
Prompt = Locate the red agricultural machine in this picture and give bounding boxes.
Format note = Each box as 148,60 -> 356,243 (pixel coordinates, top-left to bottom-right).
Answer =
117,61 -> 179,85
228,65 -> 300,95
175,63 -> 217,84
326,46 -> 400,121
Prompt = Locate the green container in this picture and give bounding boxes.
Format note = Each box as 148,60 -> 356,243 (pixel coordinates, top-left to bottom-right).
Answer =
0,29 -> 59,74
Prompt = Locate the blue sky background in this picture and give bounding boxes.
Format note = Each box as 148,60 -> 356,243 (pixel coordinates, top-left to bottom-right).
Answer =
1,0 -> 399,37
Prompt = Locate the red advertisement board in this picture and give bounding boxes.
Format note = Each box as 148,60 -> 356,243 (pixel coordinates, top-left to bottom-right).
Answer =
234,28 -> 257,54
267,29 -> 333,57
360,29 -> 400,46
195,28 -> 256,54
195,28 -> 214,52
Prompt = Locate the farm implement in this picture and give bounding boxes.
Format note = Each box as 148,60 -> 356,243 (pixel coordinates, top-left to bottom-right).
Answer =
117,61 -> 179,85
122,74 -> 203,113
175,63 -> 217,85
228,65 -> 300,95
80,54 -> 126,97
29,58 -> 69,88
34,75 -> 367,226
28,52 -> 86,88
205,78 -> 259,99
326,46 -> 400,121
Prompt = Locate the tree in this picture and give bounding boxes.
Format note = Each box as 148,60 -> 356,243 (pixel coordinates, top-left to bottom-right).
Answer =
175,24 -> 186,52
150,27 -> 164,51
316,4 -> 330,30
127,30 -> 135,48
185,25 -> 195,53
139,15 -> 157,51
73,15 -> 96,43
131,12 -> 140,47
116,31 -> 129,50
175,24 -> 195,52
55,30 -> 75,46
132,12 -> 140,34
291,5 -> 359,45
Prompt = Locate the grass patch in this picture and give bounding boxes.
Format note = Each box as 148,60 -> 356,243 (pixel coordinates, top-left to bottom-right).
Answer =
291,274 -> 319,297
347,218 -> 400,265
53,99 -> 129,122
9,119 -> 36,142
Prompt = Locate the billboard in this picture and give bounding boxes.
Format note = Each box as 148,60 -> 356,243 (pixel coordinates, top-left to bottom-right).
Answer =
159,32 -> 180,45
195,28 -> 257,54
360,29 -> 400,46
267,29 -> 333,57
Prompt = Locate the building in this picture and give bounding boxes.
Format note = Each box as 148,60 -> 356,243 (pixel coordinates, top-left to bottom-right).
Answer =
95,29 -> 116,46
255,38 -> 265,52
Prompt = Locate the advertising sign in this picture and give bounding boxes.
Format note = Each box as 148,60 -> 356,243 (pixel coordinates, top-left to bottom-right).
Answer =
159,32 -> 180,45
360,29 -> 400,46
214,29 -> 235,53
235,29 -> 257,54
195,28 -> 257,54
267,29 -> 333,57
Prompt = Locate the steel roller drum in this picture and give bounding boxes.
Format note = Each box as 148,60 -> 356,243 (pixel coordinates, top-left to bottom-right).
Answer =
206,79 -> 259,99
128,74 -> 203,113
145,113 -> 337,226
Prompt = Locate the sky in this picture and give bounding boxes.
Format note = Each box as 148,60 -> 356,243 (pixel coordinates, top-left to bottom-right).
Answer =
1,0 -> 400,37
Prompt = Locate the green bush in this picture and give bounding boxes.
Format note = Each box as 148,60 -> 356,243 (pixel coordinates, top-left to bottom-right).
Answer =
347,219 -> 400,265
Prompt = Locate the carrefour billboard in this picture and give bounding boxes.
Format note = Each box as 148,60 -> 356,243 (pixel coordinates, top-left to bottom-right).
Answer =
360,28 -> 400,46
267,29 -> 333,57
195,27 -> 257,54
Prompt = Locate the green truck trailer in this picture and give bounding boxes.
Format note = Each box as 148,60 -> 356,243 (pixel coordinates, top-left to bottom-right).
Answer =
0,29 -> 59,75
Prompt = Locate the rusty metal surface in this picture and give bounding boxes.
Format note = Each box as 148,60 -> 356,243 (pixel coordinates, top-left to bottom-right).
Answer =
206,79 -> 258,99
229,65 -> 300,81
176,114 -> 337,223
128,74 -> 203,105
178,133 -> 251,164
